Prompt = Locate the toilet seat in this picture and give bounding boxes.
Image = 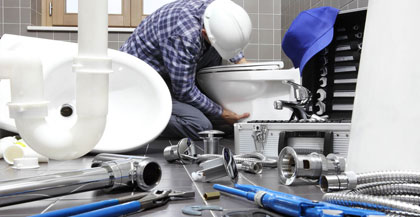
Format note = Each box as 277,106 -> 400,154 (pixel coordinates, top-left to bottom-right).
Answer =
198,61 -> 284,74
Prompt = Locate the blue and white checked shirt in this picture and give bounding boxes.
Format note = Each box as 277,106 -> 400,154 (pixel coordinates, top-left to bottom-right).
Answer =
120,0 -> 244,117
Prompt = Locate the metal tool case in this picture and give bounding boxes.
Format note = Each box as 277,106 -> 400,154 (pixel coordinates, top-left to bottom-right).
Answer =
234,9 -> 367,158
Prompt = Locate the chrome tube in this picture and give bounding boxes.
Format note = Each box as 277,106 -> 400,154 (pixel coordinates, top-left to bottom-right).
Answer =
0,167 -> 110,207
0,158 -> 161,207
91,153 -> 149,166
278,147 -> 345,185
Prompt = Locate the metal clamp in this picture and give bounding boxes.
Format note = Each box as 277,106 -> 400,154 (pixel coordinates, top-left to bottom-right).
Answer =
251,124 -> 267,152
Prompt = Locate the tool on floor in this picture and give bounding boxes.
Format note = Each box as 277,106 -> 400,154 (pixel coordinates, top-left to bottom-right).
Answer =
191,147 -> 238,183
223,208 -> 280,217
213,184 -> 386,217
182,205 -> 223,216
0,154 -> 162,207
203,191 -> 221,200
35,190 -> 194,217
278,147 -> 346,185
236,161 -> 262,174
199,130 -> 224,154
163,138 -> 196,163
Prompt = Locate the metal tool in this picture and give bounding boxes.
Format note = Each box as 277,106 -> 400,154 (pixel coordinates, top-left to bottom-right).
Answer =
163,138 -> 196,162
213,184 -> 386,217
182,205 -> 224,216
334,65 -> 358,73
237,161 -> 263,174
320,67 -> 328,76
335,41 -> 362,52
0,155 -> 162,207
50,190 -> 194,217
31,191 -> 186,217
191,147 -> 238,183
319,77 -> 327,88
251,124 -> 267,152
278,147 -> 346,185
316,88 -> 327,101
223,209 -> 280,217
199,130 -> 224,154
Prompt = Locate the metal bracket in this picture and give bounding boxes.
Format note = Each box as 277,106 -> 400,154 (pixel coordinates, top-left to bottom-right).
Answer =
252,125 -> 267,152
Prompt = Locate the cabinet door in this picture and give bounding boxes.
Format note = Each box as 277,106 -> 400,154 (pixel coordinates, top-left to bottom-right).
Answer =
52,0 -> 131,27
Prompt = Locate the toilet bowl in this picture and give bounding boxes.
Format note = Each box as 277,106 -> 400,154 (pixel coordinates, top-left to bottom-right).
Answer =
197,62 -> 301,121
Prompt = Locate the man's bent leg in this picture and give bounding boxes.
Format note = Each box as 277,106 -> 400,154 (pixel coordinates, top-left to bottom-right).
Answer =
160,99 -> 213,140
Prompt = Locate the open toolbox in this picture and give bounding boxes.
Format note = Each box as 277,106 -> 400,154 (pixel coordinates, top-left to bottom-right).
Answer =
234,8 -> 367,157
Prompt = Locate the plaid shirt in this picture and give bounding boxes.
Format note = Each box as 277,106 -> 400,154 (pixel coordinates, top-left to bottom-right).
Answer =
120,0 -> 244,117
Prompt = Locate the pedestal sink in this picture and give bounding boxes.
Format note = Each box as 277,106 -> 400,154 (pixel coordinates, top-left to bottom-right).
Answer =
0,34 -> 172,153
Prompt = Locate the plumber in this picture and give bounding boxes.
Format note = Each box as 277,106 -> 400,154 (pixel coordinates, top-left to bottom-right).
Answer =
120,0 -> 252,140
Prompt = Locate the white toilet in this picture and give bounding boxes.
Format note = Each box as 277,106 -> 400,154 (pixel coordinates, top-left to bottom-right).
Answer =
196,62 -> 301,121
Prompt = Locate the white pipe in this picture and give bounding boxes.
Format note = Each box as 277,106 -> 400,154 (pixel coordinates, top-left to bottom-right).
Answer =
0,0 -> 111,160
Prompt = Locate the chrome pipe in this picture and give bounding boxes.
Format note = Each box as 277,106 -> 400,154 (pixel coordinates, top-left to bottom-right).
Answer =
278,147 -> 345,185
0,158 -> 161,207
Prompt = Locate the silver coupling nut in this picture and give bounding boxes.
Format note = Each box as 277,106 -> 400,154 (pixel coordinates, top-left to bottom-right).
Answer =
320,171 -> 357,193
278,147 -> 346,185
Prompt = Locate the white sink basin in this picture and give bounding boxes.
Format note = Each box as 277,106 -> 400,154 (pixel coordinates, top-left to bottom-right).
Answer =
0,34 -> 172,153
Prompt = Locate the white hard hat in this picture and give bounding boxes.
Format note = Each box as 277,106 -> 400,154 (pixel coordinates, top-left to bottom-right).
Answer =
203,0 -> 252,60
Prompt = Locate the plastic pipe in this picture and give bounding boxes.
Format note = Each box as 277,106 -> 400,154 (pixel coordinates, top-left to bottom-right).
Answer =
0,0 -> 111,160
0,136 -> 16,159
3,142 -> 48,164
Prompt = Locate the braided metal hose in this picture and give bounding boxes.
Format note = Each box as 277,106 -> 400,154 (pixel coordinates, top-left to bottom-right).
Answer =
356,171 -> 420,185
321,171 -> 420,192
323,192 -> 420,216
321,171 -> 420,216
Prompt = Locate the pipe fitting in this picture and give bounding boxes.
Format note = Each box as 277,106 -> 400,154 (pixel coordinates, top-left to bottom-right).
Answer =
237,161 -> 263,174
192,148 -> 238,183
278,147 -> 346,185
0,157 -> 161,207
199,130 -> 224,154
320,171 -> 357,193
163,138 -> 196,162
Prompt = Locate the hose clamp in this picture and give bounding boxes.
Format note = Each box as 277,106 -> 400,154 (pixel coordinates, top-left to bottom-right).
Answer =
254,191 -> 266,208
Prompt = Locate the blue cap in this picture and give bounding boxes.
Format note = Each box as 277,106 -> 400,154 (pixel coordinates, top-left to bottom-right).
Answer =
282,7 -> 339,74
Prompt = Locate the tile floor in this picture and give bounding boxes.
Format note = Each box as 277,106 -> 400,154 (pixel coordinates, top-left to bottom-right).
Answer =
0,139 -> 324,217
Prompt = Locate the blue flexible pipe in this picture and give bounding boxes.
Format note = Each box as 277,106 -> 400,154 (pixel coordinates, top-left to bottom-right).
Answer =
72,201 -> 141,217
31,199 -> 119,217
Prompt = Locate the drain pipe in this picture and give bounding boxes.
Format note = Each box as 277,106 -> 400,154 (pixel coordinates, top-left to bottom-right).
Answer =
0,0 -> 110,160
0,157 -> 162,207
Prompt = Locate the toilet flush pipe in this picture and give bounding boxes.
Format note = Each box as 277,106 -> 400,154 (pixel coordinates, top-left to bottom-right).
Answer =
0,0 -> 110,160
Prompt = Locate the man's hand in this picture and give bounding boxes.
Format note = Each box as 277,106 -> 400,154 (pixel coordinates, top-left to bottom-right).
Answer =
221,108 -> 250,124
236,57 -> 248,64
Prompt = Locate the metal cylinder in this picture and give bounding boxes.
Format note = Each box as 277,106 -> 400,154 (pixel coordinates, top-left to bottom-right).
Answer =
278,147 -> 345,185
0,158 -> 162,207
192,148 -> 238,183
91,153 -> 149,167
0,167 -> 111,207
237,161 -> 263,174
163,138 -> 196,162
199,130 -> 224,154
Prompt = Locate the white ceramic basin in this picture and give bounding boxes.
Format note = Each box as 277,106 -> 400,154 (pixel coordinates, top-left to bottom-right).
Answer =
0,34 -> 172,153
